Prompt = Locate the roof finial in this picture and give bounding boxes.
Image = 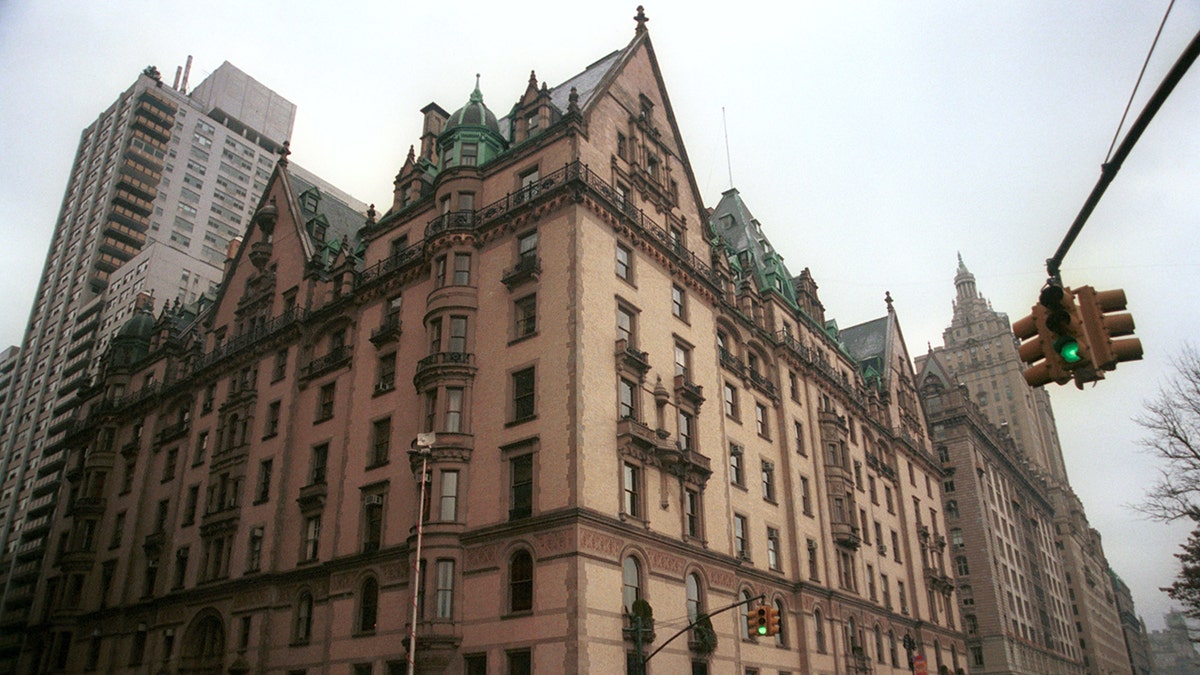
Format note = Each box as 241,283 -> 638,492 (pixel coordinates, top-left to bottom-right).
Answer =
568,87 -> 580,113
885,291 -> 894,313
470,74 -> 483,102
634,5 -> 648,34
279,140 -> 291,166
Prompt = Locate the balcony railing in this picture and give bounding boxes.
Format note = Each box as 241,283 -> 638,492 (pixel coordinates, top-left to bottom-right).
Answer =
831,522 -> 862,550
425,210 -> 477,238
302,345 -> 352,380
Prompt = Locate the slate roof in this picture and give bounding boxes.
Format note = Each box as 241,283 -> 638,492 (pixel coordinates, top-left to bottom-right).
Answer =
709,188 -> 800,311
289,168 -> 367,266
840,315 -> 890,384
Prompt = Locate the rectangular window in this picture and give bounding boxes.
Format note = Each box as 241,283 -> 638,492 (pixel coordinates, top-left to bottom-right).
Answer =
183,486 -> 199,525
767,527 -> 780,571
807,540 -> 819,580
898,580 -> 908,614
671,285 -> 686,319
377,353 -> 396,392
265,401 -> 281,438
161,448 -> 178,482
623,462 -> 641,518
434,256 -> 447,288
256,459 -> 272,503
440,470 -> 459,521
445,388 -> 464,432
515,294 -> 537,337
364,495 -> 383,552
616,244 -> 632,281
674,342 -> 691,379
272,348 -> 288,381
510,454 -> 533,520
316,382 -> 335,422
311,444 -> 328,485
755,403 -> 769,437
247,528 -> 263,572
723,383 -> 738,419
193,432 -> 209,465
453,253 -> 471,285
677,410 -> 694,451
867,564 -> 877,601
617,305 -> 636,345
303,515 -> 321,561
428,317 -> 442,354
371,417 -> 391,466
619,378 -> 638,420
448,316 -> 467,353
801,476 -> 813,515
512,367 -> 535,422
518,230 -> 538,263
891,531 -> 901,562
730,444 -> 744,486
436,560 -> 455,618
734,515 -> 748,558
685,488 -> 701,538
111,512 -> 125,549
424,390 -> 438,433
794,421 -> 805,455
761,461 -> 776,502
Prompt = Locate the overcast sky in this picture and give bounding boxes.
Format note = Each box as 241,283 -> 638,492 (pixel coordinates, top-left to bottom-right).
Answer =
2,0 -> 1198,632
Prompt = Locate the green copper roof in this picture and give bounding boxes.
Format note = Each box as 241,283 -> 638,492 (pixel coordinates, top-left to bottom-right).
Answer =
709,188 -> 800,311
438,76 -> 508,169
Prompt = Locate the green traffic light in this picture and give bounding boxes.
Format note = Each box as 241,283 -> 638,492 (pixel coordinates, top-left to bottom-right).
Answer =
1058,339 -> 1082,364
757,625 -> 768,635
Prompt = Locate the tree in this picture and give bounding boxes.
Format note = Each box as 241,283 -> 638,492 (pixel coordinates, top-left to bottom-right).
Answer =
1137,344 -> 1200,522
1164,520 -> 1200,622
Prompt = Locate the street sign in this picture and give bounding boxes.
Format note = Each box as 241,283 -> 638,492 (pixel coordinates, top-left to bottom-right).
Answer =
913,654 -> 928,675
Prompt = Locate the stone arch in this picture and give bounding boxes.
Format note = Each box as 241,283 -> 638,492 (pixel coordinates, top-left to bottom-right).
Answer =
180,608 -> 225,675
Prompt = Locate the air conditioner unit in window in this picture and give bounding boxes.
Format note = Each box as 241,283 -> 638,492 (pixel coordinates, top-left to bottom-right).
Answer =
878,544 -> 888,555
364,495 -> 383,506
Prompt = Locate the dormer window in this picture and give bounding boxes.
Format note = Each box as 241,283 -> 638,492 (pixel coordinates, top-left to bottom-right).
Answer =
526,114 -> 539,134
299,189 -> 320,213
309,219 -> 326,244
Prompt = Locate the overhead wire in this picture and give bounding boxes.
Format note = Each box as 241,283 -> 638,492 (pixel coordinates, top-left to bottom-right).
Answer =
1106,0 -> 1176,163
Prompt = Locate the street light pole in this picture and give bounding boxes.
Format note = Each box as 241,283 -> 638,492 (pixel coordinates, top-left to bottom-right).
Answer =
406,433 -> 435,674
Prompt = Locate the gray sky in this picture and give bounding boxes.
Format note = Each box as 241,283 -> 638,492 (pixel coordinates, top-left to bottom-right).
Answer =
1,0 -> 1198,632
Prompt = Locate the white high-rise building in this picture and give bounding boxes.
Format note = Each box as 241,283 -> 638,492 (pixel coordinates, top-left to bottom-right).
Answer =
0,61 -> 296,664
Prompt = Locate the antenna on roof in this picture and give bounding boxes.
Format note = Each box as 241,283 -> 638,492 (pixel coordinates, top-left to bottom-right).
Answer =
722,107 -> 734,189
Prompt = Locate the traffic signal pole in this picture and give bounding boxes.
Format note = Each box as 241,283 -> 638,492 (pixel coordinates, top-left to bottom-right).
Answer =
1046,27 -> 1200,282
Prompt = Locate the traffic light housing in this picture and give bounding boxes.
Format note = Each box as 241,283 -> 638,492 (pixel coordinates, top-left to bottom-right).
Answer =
1075,286 -> 1143,371
1013,284 -> 1090,387
765,604 -> 780,636
751,605 -> 769,636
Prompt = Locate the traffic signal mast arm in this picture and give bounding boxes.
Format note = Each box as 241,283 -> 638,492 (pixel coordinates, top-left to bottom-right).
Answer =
642,594 -> 766,667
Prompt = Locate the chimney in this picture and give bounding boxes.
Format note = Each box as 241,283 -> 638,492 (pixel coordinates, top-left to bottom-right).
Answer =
180,55 -> 193,94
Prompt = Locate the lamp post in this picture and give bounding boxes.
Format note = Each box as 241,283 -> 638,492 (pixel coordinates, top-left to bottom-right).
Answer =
406,433 -> 435,674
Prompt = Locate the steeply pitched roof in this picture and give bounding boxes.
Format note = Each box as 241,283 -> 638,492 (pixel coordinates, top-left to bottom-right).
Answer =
710,188 -> 800,311
840,315 -> 890,383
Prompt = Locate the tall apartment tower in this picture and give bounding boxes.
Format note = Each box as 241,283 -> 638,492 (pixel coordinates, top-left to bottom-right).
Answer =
916,367 -> 1084,674
22,11 -> 968,674
918,258 -> 1133,675
0,61 -> 295,664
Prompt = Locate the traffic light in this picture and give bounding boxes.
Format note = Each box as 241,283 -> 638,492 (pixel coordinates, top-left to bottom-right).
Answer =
1013,284 -> 1090,387
765,604 -> 781,637
751,605 -> 769,636
1075,286 -> 1143,371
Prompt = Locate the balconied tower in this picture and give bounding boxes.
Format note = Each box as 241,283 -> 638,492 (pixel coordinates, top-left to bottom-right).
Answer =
26,9 -> 966,674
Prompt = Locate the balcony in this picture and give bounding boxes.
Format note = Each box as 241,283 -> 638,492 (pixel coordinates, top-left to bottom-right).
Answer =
301,345 -> 351,381
718,347 -> 745,376
414,351 -> 475,389
298,481 -> 328,512
156,420 -> 191,445
425,210 -> 476,239
615,339 -> 650,376
72,496 -> 106,516
370,316 -> 402,346
831,522 -> 861,550
501,256 -> 541,289
845,648 -> 871,673
748,369 -> 776,399
200,505 -> 240,536
674,373 -> 705,408
617,416 -> 660,451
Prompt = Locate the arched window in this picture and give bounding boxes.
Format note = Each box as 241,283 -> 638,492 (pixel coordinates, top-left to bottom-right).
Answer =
773,599 -> 786,647
946,500 -> 959,518
622,557 -> 642,613
738,590 -> 752,639
846,615 -> 857,652
510,550 -> 533,613
935,639 -> 944,670
359,577 -> 379,633
952,644 -> 960,671
874,624 -> 884,663
685,573 -> 703,623
955,556 -> 970,576
888,630 -> 898,666
295,591 -> 313,643
813,608 -> 826,653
